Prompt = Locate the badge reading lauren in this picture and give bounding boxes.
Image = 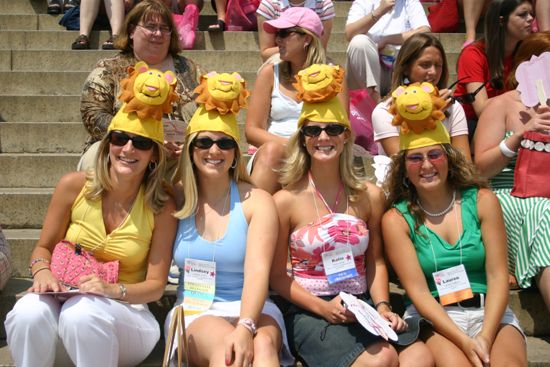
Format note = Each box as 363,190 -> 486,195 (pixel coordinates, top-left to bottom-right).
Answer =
433,264 -> 473,306
183,258 -> 216,315
321,246 -> 358,284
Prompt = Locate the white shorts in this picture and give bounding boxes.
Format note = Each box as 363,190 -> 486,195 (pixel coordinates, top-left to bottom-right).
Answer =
164,299 -> 295,366
404,304 -> 525,339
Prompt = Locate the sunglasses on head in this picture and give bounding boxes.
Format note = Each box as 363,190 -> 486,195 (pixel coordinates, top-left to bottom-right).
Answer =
192,137 -> 238,150
301,124 -> 347,137
275,28 -> 305,39
405,149 -> 446,166
109,131 -> 154,150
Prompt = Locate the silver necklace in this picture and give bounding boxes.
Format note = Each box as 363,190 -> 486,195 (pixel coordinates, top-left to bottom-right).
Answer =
418,190 -> 456,217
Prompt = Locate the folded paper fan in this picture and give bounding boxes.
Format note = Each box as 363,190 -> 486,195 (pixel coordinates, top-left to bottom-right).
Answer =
515,51 -> 550,107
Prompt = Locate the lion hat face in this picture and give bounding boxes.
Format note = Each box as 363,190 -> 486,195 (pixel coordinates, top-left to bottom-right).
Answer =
194,71 -> 249,115
118,61 -> 178,122
294,64 -> 344,103
389,82 -> 446,135
132,62 -> 177,106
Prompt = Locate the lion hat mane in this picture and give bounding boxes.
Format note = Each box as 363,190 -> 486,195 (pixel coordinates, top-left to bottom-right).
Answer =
118,61 -> 178,121
389,82 -> 446,134
193,71 -> 250,115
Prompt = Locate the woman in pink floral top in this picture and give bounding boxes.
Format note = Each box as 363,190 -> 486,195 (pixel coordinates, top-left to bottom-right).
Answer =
270,63 -> 433,367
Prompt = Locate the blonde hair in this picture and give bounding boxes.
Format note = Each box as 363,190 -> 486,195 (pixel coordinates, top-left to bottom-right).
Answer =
279,128 -> 365,202
279,27 -> 327,84
84,133 -> 170,214
173,132 -> 251,219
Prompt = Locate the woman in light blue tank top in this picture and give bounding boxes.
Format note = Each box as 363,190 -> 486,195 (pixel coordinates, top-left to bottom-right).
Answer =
165,72 -> 294,366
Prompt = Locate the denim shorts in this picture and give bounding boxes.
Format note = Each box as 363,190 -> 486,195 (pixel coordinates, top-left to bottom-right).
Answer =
404,304 -> 525,339
281,294 -> 422,367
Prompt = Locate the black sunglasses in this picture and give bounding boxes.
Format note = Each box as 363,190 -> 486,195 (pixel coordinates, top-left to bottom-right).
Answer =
275,28 -> 305,39
301,124 -> 347,137
109,131 -> 154,150
452,81 -> 488,104
192,137 -> 238,150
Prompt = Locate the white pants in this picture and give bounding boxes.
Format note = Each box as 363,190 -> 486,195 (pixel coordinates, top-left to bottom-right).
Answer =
346,34 -> 391,96
5,293 -> 160,367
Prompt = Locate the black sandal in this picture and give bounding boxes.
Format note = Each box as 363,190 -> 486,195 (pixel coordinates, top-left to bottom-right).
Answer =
71,34 -> 90,50
47,0 -> 62,14
101,36 -> 116,50
208,19 -> 225,32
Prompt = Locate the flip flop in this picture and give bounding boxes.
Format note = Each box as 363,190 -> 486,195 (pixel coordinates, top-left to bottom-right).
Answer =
101,36 -> 116,50
71,34 -> 90,50
208,19 -> 226,32
47,0 -> 62,14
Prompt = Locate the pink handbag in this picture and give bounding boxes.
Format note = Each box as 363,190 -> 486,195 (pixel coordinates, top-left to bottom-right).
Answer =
50,240 -> 119,288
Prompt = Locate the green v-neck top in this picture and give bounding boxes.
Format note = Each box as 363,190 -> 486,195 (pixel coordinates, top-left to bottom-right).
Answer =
394,188 -> 487,300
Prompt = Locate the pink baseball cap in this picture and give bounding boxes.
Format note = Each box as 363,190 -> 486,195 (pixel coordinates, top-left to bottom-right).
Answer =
263,7 -> 324,38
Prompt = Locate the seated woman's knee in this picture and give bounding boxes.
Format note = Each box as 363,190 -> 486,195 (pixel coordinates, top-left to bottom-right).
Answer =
398,342 -> 435,367
256,141 -> 285,167
353,343 -> 399,367
252,331 -> 278,359
348,34 -> 376,54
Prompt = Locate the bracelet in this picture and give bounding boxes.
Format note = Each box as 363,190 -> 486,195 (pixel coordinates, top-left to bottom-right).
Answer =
499,139 -> 517,158
28,258 -> 50,276
118,283 -> 127,300
375,300 -> 392,311
237,318 -> 257,336
32,267 -> 50,278
371,10 -> 379,22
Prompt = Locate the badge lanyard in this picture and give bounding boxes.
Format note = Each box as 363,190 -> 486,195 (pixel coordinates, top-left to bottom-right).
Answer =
183,185 -> 230,314
309,172 -> 358,284
425,197 -> 474,306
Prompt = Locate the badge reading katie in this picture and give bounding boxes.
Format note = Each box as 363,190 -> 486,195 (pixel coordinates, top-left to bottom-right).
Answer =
433,264 -> 473,306
321,246 -> 358,284
183,258 -> 216,315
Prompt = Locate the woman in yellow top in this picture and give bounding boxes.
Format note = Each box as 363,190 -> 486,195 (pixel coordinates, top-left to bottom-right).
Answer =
4,67 -> 177,367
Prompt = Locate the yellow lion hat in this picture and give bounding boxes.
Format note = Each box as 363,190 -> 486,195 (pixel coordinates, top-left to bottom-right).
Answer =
187,71 -> 250,141
389,82 -> 450,150
108,61 -> 177,143
294,64 -> 349,128
389,82 -> 446,134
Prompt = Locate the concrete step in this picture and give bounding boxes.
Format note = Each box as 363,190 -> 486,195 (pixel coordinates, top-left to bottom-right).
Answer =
1,229 -> 41,275
0,29 -> 351,52
0,70 -> 261,96
0,122 -> 87,152
0,153 -> 79,188
0,189 -> 50,228
0,95 -> 80,122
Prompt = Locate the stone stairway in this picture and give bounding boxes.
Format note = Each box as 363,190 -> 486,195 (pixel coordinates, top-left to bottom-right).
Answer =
0,0 -> 549,365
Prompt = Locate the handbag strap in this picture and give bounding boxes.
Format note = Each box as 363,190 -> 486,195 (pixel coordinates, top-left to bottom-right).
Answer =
163,306 -> 189,367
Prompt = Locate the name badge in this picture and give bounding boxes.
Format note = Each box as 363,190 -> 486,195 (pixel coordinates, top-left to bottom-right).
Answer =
321,246 -> 358,284
162,115 -> 185,143
433,264 -> 473,306
183,258 -> 216,315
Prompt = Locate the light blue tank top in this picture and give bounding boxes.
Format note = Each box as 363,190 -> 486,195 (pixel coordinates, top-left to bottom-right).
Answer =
173,180 -> 248,302
267,63 -> 303,138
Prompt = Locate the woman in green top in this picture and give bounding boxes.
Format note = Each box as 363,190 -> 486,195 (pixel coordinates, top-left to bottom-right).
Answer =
381,117 -> 526,367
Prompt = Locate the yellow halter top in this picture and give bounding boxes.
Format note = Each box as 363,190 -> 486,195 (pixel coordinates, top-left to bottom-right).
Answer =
64,184 -> 154,283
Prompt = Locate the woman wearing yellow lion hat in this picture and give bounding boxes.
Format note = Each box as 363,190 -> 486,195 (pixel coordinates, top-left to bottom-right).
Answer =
165,71 -> 294,366
5,63 -> 177,366
382,107 -> 526,365
270,64 -> 430,367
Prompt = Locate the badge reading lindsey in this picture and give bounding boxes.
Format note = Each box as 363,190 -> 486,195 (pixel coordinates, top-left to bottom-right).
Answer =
183,258 -> 216,314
